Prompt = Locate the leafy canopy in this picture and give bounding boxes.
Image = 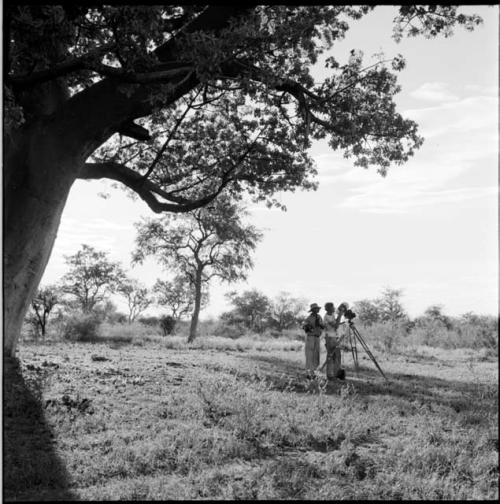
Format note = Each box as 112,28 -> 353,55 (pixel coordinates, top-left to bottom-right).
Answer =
153,275 -> 206,320
133,197 -> 263,286
61,244 -> 125,313
5,5 -> 483,212
117,278 -> 153,323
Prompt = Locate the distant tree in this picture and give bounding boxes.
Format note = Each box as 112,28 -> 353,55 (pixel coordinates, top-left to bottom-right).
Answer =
458,311 -> 498,349
376,287 -> 408,322
460,311 -> 486,326
352,299 -> 381,326
269,291 -> 307,331
153,276 -> 198,321
422,304 -> 452,330
61,244 -> 125,313
29,285 -> 61,338
118,278 -> 153,323
225,289 -> 271,332
134,198 -> 262,341
92,300 -> 126,324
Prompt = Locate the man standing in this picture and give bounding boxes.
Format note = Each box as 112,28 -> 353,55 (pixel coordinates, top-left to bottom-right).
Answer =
303,303 -> 324,377
323,302 -> 344,380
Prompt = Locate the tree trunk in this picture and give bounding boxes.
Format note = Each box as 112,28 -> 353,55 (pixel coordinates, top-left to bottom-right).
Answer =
3,124 -> 81,356
188,270 -> 203,343
40,314 -> 46,338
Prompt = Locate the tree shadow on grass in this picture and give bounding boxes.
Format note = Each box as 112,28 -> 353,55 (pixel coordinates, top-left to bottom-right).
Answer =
342,364 -> 497,412
3,357 -> 76,502
241,352 -> 497,412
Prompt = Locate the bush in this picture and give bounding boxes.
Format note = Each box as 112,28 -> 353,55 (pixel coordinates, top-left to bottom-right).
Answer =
61,312 -> 101,342
138,315 -> 161,327
210,321 -> 248,339
159,315 -> 177,336
355,321 -> 409,353
457,321 -> 498,350
262,328 -> 304,342
353,317 -> 498,353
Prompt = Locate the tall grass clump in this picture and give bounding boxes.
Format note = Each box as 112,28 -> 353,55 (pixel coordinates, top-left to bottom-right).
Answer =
98,321 -> 161,344
61,312 -> 101,342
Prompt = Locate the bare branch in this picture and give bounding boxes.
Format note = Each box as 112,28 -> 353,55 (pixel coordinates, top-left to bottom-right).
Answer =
79,162 -> 232,213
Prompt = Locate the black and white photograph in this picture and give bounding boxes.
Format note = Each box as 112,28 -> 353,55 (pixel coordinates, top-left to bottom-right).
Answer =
3,3 -> 498,501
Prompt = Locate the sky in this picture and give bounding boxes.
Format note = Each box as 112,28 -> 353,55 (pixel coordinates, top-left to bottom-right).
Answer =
40,5 -> 499,319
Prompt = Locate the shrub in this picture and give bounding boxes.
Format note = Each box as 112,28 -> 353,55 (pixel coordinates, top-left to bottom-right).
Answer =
138,315 -> 160,327
457,321 -> 498,350
106,311 -> 128,325
356,321 -> 409,353
210,321 -> 247,339
61,312 -> 101,342
262,328 -> 304,342
159,315 -> 177,336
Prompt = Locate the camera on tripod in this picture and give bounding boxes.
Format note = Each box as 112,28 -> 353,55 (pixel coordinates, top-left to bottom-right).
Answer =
337,302 -> 356,322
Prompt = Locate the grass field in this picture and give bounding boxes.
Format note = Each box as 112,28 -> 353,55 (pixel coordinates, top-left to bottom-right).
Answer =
4,337 -> 498,500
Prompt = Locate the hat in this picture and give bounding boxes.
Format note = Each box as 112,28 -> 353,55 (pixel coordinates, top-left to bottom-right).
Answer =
309,303 -> 321,312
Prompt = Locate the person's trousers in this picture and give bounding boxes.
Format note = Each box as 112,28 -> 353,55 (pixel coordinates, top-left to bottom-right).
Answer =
305,334 -> 320,370
325,335 -> 341,378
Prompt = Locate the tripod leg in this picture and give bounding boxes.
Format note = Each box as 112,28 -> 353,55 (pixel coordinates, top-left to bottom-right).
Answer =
352,330 -> 359,370
352,326 -> 388,381
348,329 -> 358,371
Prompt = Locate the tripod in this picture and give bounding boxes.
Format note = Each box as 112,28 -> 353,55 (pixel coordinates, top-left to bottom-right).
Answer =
343,321 -> 388,381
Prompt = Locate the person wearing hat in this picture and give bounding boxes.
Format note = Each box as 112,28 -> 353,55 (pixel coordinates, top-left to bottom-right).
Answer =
323,302 -> 344,380
302,303 -> 325,377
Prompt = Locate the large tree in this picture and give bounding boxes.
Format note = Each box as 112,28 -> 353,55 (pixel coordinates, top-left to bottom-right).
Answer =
4,5 -> 482,355
134,198 -> 262,341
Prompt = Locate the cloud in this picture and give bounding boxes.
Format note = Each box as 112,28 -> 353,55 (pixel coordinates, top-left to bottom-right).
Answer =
339,185 -> 498,214
48,216 -> 133,264
248,205 -> 283,213
406,95 -> 497,135
409,82 -> 459,102
313,91 -> 497,196
318,87 -> 498,214
313,151 -> 356,185
326,140 -> 498,213
463,84 -> 498,96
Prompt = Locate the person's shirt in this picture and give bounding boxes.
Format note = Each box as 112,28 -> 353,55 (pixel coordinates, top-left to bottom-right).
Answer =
304,312 -> 324,336
323,312 -> 337,337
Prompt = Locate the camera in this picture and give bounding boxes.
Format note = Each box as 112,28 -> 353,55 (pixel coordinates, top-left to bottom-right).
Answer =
344,309 -> 356,321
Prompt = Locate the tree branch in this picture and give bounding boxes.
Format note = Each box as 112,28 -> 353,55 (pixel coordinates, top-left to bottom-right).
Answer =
117,121 -> 151,141
80,162 -> 231,213
7,43 -> 116,87
140,87 -> 201,182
